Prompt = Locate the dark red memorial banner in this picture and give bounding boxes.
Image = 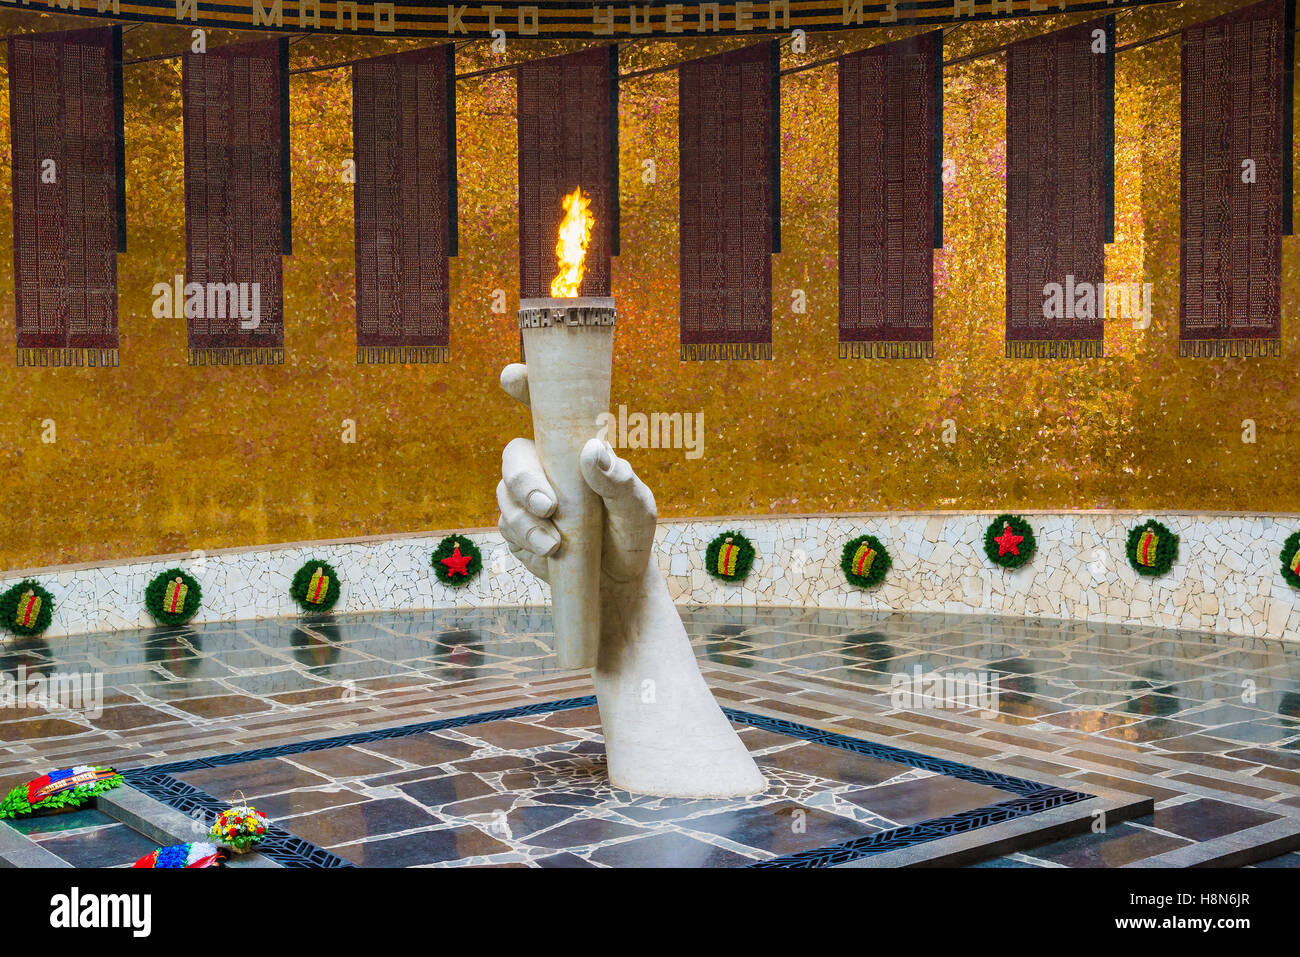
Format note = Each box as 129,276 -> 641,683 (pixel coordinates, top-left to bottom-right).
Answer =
353,45 -> 455,364
183,38 -> 290,366
679,41 -> 779,361
517,45 -> 618,299
1006,18 -> 1112,359
838,31 -> 941,360
1180,0 -> 1287,357
9,26 -> 123,368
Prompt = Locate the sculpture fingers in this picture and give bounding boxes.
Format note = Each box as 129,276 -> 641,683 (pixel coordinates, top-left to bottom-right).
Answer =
497,512 -> 522,547
505,539 -> 550,582
578,438 -> 657,581
502,436 -> 556,518
579,438 -> 658,529
499,363 -> 531,408
498,517 -> 550,582
496,479 -> 561,556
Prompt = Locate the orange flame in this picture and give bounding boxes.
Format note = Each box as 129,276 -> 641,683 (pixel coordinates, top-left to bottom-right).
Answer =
550,187 -> 594,298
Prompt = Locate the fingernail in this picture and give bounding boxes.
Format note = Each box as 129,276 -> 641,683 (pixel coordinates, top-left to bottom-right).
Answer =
526,490 -> 554,516
526,527 -> 560,555
596,444 -> 613,471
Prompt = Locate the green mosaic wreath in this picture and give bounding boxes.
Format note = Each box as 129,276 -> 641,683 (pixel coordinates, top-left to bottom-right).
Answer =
1126,519 -> 1178,577
0,580 -> 54,637
0,768 -> 123,819
431,534 -> 483,587
290,559 -> 341,613
984,514 -> 1036,570
841,534 -> 892,589
1281,531 -> 1300,590
705,531 -> 756,582
144,568 -> 203,625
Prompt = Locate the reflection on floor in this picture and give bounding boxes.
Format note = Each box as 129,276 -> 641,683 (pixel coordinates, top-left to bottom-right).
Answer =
2,606 -> 1300,866
5,807 -> 158,867
134,702 -> 1088,867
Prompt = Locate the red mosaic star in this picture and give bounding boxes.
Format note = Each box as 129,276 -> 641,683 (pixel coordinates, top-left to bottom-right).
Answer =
993,523 -> 1024,557
440,544 -> 473,578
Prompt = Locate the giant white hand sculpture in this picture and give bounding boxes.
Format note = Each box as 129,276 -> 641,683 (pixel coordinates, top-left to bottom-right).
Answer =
497,362 -> 765,799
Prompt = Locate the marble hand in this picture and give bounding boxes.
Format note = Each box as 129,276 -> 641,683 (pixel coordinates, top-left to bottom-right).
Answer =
496,362 -> 765,798
497,362 -> 655,589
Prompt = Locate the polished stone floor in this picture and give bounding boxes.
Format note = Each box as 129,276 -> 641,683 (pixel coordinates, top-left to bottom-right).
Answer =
158,703 -> 1074,867
3,607 -> 1300,866
4,806 -> 158,867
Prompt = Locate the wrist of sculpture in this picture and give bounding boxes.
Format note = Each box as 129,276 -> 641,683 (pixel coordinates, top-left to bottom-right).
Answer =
597,560 -> 667,651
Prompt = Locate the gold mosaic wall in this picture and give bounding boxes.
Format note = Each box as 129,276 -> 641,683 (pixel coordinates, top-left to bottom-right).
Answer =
1,1 -> 1296,572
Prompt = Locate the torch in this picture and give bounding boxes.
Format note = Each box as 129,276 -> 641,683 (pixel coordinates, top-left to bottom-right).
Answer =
519,188 -> 615,669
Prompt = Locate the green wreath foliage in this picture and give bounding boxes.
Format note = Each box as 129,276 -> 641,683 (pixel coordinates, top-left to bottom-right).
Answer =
1281,531 -> 1300,590
290,559 -> 342,613
984,514 -> 1036,570
0,769 -> 123,818
1126,519 -> 1179,577
705,531 -> 756,582
841,534 -> 892,589
144,568 -> 203,625
431,534 -> 483,587
0,580 -> 54,637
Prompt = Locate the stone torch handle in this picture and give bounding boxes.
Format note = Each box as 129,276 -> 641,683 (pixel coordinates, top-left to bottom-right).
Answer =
519,298 -> 616,670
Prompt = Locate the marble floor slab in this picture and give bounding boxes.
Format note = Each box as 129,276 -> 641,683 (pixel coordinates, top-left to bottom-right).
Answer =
132,700 -> 1092,867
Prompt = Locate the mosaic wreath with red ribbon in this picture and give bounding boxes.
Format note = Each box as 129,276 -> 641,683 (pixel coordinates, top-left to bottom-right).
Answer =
290,559 -> 341,613
984,514 -> 1036,570
841,534 -> 892,589
432,534 -> 482,587
706,531 -> 756,582
0,579 -> 54,637
1281,531 -> 1300,590
1126,519 -> 1178,577
144,568 -> 202,625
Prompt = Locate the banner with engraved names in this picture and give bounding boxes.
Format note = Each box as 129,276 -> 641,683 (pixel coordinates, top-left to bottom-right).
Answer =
678,41 -> 779,361
517,44 -> 618,299
1179,0 -> 1289,357
838,31 -> 941,360
182,38 -> 291,365
9,26 -> 124,368
1005,17 -> 1113,359
353,44 -> 455,363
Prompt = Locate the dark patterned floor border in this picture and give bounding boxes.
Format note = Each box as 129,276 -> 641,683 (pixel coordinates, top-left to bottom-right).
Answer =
121,696 -> 1093,869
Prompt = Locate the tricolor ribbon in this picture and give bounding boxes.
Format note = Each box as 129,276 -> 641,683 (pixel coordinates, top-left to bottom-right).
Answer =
164,577 -> 188,614
16,590 -> 40,628
1137,529 -> 1159,567
306,567 -> 330,604
852,543 -> 876,578
717,540 -> 739,578
26,766 -> 118,805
